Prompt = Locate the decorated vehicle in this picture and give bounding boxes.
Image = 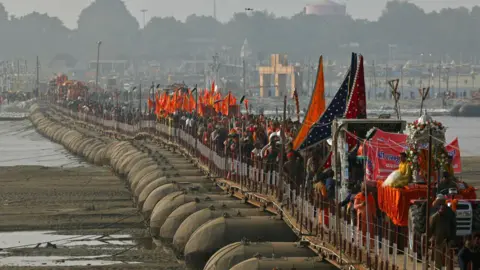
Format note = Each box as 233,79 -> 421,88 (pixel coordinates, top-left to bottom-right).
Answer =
360,114 -> 479,255
403,114 -> 478,255
48,74 -> 88,102
331,115 -> 478,257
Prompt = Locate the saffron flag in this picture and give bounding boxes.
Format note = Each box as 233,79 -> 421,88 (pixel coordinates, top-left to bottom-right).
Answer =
293,56 -> 326,150
297,68 -> 351,150
147,98 -> 154,110
210,82 -> 215,105
155,93 -> 161,116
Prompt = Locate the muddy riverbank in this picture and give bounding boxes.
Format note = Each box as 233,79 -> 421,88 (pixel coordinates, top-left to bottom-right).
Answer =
0,167 -> 184,268
0,165 -> 184,269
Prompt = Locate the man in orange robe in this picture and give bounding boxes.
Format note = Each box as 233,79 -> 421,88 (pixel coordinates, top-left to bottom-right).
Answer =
354,183 -> 376,245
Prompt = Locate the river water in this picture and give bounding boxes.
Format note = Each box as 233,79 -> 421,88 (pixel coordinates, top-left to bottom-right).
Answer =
0,120 -> 84,167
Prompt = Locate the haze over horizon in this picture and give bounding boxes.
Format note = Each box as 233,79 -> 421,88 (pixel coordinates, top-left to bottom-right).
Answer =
1,0 -> 478,29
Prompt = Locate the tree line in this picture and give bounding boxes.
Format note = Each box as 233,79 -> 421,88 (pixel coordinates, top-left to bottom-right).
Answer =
0,0 -> 479,67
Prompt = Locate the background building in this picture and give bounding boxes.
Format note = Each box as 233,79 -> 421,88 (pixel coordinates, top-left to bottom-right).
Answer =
304,0 -> 346,16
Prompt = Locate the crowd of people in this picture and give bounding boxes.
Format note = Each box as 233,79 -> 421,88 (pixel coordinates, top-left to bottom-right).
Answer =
54,92 -> 480,270
1,91 -> 32,104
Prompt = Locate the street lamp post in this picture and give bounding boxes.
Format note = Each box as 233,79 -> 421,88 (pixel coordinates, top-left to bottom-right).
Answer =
95,41 -> 102,103
141,9 -> 148,28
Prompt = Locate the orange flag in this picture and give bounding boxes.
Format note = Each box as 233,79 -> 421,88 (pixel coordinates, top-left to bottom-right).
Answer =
189,92 -> 196,112
204,89 -> 211,106
165,95 -> 171,114
213,92 -> 222,112
221,92 -> 233,116
292,56 -> 326,150
155,93 -> 161,116
147,97 -> 154,110
229,93 -> 237,105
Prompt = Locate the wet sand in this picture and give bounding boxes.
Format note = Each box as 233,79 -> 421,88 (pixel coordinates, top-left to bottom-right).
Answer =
459,156 -> 480,197
0,165 -> 184,269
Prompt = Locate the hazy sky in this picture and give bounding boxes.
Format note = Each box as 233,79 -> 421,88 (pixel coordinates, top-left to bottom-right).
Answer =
1,0 -> 478,29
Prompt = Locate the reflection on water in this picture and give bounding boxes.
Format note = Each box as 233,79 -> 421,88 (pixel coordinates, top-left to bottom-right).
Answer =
0,255 -> 140,267
0,231 -> 145,267
0,231 -> 134,248
0,120 -> 85,167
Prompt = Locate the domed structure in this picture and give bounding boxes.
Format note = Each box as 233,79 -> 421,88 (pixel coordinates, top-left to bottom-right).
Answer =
304,0 -> 346,16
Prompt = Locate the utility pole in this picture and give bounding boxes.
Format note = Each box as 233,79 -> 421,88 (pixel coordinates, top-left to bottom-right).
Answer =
425,126 -> 433,270
277,95 -> 287,202
35,56 -> 39,98
95,41 -> 102,103
17,59 -> 20,91
306,59 -> 311,95
213,0 -> 217,20
438,63 -> 442,98
400,65 -> 404,99
141,9 -> 148,28
138,84 -> 142,116
242,58 -> 246,96
456,67 -> 459,95
385,62 -> 388,100
373,60 -> 377,100
212,53 -> 220,93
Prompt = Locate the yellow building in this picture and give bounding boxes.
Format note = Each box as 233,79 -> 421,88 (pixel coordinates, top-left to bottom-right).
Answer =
258,54 -> 297,98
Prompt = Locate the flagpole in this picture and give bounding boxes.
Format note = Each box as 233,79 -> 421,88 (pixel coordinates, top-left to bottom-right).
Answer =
194,85 -> 198,159
238,95 -> 245,192
278,95 -> 287,202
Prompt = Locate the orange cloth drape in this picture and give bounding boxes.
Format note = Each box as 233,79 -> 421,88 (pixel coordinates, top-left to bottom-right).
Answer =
376,181 -> 427,226
292,56 -> 325,149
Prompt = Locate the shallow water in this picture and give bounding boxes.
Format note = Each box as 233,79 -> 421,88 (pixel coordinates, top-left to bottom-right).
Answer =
0,255 -> 140,267
0,231 -> 134,249
0,120 -> 85,167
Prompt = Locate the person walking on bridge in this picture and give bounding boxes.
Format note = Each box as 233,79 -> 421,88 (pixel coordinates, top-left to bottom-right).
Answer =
354,182 -> 376,246
429,195 -> 456,269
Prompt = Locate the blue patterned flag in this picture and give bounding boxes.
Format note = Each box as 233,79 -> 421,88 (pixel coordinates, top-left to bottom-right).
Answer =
298,70 -> 352,151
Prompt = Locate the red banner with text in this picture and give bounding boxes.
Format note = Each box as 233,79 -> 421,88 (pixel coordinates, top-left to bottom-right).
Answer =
365,130 -> 461,182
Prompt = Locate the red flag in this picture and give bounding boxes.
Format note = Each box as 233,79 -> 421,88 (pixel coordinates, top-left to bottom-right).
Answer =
322,152 -> 332,170
345,55 -> 366,119
344,54 -> 367,149
445,138 -> 462,173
